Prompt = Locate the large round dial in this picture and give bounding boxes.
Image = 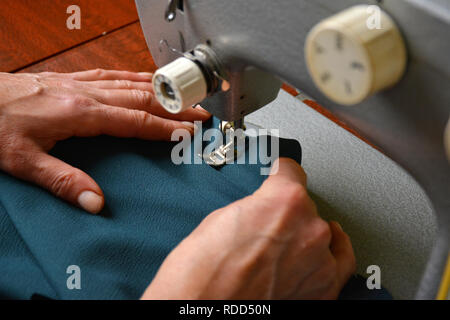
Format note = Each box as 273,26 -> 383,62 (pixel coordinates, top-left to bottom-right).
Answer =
305,5 -> 407,105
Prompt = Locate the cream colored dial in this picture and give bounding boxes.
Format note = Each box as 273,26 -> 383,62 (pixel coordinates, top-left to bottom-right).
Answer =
153,57 -> 207,114
305,5 -> 407,105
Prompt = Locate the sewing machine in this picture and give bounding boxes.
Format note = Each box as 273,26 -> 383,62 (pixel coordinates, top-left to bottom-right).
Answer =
135,0 -> 450,299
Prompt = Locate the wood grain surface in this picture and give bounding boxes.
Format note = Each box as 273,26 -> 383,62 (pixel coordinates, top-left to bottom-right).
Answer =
21,22 -> 155,74
0,0 -> 138,72
3,0 -> 373,147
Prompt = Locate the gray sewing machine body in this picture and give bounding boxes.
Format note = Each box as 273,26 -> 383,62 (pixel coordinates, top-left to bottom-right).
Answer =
135,0 -> 450,299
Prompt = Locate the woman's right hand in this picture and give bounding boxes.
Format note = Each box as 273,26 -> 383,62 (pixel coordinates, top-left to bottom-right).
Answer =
142,158 -> 356,299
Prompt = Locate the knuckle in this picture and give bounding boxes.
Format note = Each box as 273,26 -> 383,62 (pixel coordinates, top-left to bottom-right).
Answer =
283,183 -> 307,204
312,219 -> 332,244
255,184 -> 310,235
301,219 -> 332,251
131,89 -> 152,106
49,171 -> 76,197
276,183 -> 309,218
66,95 -> 96,110
94,68 -> 106,78
131,110 -> 151,133
116,80 -> 132,89
29,78 -> 47,96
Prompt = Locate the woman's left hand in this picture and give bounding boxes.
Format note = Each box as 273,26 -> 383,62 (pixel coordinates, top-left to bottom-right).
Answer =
0,69 -> 210,213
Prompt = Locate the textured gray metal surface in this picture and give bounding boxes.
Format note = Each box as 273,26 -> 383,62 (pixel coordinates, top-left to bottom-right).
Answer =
136,0 -> 450,298
247,90 -> 437,299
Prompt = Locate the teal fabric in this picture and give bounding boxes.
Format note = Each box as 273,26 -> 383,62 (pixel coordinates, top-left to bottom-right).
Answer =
0,117 -> 391,300
0,118 -> 301,299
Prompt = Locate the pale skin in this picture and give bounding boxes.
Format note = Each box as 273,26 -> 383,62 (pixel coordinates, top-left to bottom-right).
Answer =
0,70 -> 356,299
0,70 -> 210,213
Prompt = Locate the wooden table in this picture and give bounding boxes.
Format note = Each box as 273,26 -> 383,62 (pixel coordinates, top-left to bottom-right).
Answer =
0,0 -> 370,145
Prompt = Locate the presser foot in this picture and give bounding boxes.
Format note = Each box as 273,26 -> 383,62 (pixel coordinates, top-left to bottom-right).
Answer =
201,119 -> 263,167
202,120 -> 245,167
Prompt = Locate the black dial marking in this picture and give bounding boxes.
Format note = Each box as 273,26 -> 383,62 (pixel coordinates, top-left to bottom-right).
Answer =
344,80 -> 352,95
351,61 -> 365,71
336,33 -> 343,51
320,71 -> 331,83
315,43 -> 325,54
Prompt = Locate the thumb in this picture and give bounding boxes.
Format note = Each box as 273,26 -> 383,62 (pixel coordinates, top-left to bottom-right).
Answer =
254,157 -> 307,198
23,152 -> 104,214
268,157 -> 307,186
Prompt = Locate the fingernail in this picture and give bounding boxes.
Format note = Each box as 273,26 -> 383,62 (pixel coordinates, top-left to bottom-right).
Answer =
78,191 -> 103,214
194,105 -> 211,115
334,221 -> 343,231
138,72 -> 153,78
181,121 -> 198,134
